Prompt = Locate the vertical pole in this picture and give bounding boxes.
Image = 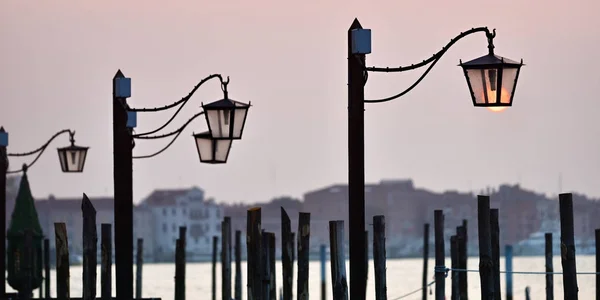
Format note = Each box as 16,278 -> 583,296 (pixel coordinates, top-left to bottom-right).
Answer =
135,239 -> 143,299
373,216 -> 387,300
0,127 -> 7,299
525,287 -> 531,300
477,195 -> 494,300
101,224 -> 112,300
297,212 -> 310,300
212,236 -> 218,300
559,193 -> 578,300
596,229 -> 600,300
222,218 -> 232,300
434,210 -> 445,300
113,69 -> 133,300
422,223 -> 430,300
450,236 -> 457,300
178,227 -> 187,300
281,208 -> 293,300
364,230 -> 368,300
235,230 -> 242,300
269,233 -> 276,300
82,195 -> 97,300
459,220 -> 468,300
44,238 -> 50,299
247,208 -> 262,300
174,238 -> 184,300
490,209 -> 501,300
505,245 -> 513,300
320,244 -> 326,300
348,18 -> 367,300
329,221 -> 348,300
545,233 -> 553,300
261,232 -> 271,300
55,223 -> 70,300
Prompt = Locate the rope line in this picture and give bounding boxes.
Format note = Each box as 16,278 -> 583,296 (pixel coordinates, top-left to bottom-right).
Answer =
447,267 -> 600,275
390,280 -> 435,300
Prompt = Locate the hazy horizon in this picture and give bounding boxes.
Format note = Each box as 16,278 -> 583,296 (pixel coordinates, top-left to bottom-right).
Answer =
2,0 -> 599,204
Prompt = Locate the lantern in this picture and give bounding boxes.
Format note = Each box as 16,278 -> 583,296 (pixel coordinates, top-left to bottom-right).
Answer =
460,53 -> 524,108
202,97 -> 250,140
57,142 -> 89,172
193,131 -> 232,164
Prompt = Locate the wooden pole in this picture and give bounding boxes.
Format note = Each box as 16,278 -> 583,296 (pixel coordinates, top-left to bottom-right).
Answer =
222,217 -> 232,300
450,235 -> 458,300
364,230 -> 368,300
596,229 -> 600,300
261,231 -> 271,300
505,245 -> 513,300
101,224 -> 112,300
44,238 -> 50,300
54,222 -> 70,300
269,233 -> 277,300
525,287 -> 531,300
235,230 -> 242,300
422,223 -> 430,300
136,239 -> 144,299
247,208 -> 262,300
320,244 -> 327,300
297,212 -> 310,300
477,195 -> 494,300
82,195 -> 97,300
458,220 -> 468,300
373,216 -> 387,300
490,208 -> 501,300
281,208 -> 293,300
434,210 -> 445,300
212,236 -> 218,300
559,193 -> 578,300
545,233 -> 554,300
174,238 -> 184,300
329,221 -> 348,300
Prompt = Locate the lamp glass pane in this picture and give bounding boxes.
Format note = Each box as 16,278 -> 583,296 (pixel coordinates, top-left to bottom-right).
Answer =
467,68 -> 505,105
57,148 -> 87,172
206,109 -> 233,139
500,67 -> 518,104
195,135 -> 214,162
214,139 -> 232,162
231,104 -> 248,139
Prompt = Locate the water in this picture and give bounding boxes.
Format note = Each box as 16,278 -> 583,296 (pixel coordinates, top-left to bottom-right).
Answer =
9,255 -> 596,300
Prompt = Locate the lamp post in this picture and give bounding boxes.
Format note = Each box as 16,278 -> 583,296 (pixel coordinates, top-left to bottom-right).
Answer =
0,127 -> 88,297
111,70 -> 251,300
347,19 -> 523,300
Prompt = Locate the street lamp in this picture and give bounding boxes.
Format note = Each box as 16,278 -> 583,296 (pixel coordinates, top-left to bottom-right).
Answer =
0,127 -> 89,297
347,19 -> 523,300
111,70 -> 251,300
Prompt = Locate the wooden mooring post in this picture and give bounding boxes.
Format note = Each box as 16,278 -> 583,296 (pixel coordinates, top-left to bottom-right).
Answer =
422,223 -> 430,300
261,231 -> 271,300
54,222 -> 70,300
450,235 -> 457,300
281,207 -> 293,300
490,208 -> 501,300
320,244 -> 326,300
235,230 -> 242,300
559,193 -> 578,300
136,238 -> 144,299
364,230 -> 369,300
44,238 -> 50,300
297,212 -> 310,300
597,228 -> 600,300
525,286 -> 531,300
247,208 -> 262,300
505,244 -> 513,300
174,238 -> 185,300
268,232 -> 276,300
458,220 -> 468,300
434,210 -> 445,300
222,217 -> 232,300
329,220 -> 348,300
545,233 -> 554,300
477,195 -> 494,300
373,216 -> 387,300
101,224 -> 112,300
82,195 -> 97,300
212,236 -> 218,300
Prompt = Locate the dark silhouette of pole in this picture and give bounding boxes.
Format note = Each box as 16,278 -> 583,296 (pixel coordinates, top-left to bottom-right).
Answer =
0,129 -> 6,299
434,210 -> 445,300
559,193 -> 578,300
113,70 -> 134,300
422,223 -> 430,300
477,195 -> 494,300
347,17 -> 367,300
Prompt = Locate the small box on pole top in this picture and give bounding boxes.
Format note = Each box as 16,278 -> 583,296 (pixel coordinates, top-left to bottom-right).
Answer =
351,28 -> 372,55
115,77 -> 132,98
127,111 -> 137,128
0,130 -> 7,147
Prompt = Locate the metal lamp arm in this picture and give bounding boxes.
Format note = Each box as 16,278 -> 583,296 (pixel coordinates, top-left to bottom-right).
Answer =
362,27 -> 496,104
132,111 -> 205,159
6,129 -> 75,174
130,74 -> 227,138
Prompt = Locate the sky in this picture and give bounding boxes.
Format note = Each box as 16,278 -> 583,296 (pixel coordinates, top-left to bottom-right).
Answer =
1,0 -> 600,204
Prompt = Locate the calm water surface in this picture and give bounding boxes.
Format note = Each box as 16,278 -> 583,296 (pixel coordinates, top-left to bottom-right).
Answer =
9,255 -> 596,300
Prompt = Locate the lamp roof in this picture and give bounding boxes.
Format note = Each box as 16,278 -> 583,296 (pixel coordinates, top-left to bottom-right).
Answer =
460,53 -> 523,68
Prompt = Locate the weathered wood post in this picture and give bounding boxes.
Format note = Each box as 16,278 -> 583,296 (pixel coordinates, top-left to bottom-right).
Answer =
320,244 -> 327,300
596,229 -> 600,300
222,217 -> 232,300
54,222 -> 70,300
43,238 -> 50,299
364,230 -> 369,300
281,208 -> 293,300
212,236 -> 218,300
490,208 -> 501,300
373,216 -> 387,300
422,223 -> 430,300
179,227 -> 187,300
329,221 -> 348,300
545,233 -> 554,300
297,212 -> 310,300
101,224 -> 112,300
235,230 -> 242,300
434,210 -> 445,300
174,238 -> 185,300
261,231 -> 271,300
458,220 -> 468,300
525,287 -> 531,300
450,235 -> 458,300
136,238 -> 144,299
247,208 -> 262,300
505,244 -> 513,300
559,193 -> 578,300
477,195 -> 494,300
82,195 -> 97,300
269,232 -> 276,300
